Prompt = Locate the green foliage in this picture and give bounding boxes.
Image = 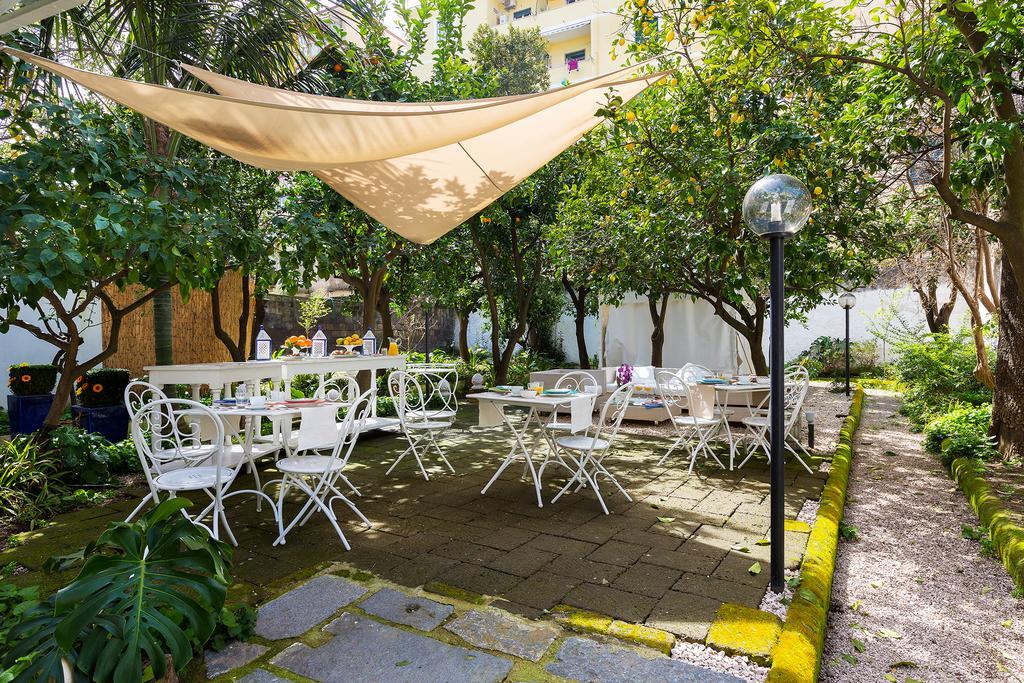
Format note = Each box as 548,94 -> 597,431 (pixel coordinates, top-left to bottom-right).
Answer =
6,364 -> 58,396
838,521 -> 859,542
48,425 -> 112,486
895,332 -> 992,427
923,404 -> 997,466
0,437 -> 66,523
0,582 -> 41,681
297,289 -> 331,336
4,499 -> 231,682
468,24 -> 550,96
0,409 -> 8,436
105,439 -> 141,475
961,524 -> 996,557
75,368 -> 130,408
206,604 -> 257,652
793,336 -> 880,379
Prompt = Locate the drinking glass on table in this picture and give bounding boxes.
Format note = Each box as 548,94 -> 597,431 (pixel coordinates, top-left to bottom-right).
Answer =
529,381 -> 544,395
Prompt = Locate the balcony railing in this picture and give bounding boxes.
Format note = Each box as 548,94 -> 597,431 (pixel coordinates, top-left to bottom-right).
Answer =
493,0 -> 589,26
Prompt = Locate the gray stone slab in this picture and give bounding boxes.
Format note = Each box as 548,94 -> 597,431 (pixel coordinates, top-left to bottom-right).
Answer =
546,636 -> 744,683
205,642 -> 268,678
255,575 -> 368,640
359,587 -> 454,631
272,612 -> 512,682
234,669 -> 290,683
444,609 -> 560,662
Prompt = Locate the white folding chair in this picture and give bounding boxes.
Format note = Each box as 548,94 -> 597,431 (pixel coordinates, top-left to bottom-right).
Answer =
387,370 -> 456,480
550,383 -> 635,515
405,364 -> 460,422
272,388 -> 375,549
541,370 -> 601,435
738,368 -> 814,474
655,370 -> 727,473
130,398 -> 279,544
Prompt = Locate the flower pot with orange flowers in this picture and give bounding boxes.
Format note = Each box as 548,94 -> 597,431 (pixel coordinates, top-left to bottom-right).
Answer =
72,368 -> 131,442
7,363 -> 58,435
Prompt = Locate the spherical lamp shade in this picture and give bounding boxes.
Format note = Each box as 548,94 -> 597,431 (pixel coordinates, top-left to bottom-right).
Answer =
838,292 -> 857,310
742,174 -> 813,238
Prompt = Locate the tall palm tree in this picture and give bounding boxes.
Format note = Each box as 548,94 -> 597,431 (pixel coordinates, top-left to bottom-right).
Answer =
28,0 -> 363,372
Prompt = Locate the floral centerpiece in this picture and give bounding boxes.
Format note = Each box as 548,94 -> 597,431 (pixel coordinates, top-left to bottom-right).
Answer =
616,363 -> 633,386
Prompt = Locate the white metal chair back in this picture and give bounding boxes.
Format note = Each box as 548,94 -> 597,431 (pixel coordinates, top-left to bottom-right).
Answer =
554,371 -> 601,393
314,373 -> 360,404
124,380 -> 167,420
676,363 -> 712,384
407,365 -> 459,418
131,398 -> 227,475
656,370 -> 687,414
388,370 -> 428,425
593,383 -> 635,444
332,387 -> 376,466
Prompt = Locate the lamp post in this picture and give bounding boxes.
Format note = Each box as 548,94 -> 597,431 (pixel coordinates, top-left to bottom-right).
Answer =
838,292 -> 857,397
742,174 -> 812,593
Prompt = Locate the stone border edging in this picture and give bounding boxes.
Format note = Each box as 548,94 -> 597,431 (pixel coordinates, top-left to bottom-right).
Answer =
767,385 -> 865,682
950,457 -> 1024,590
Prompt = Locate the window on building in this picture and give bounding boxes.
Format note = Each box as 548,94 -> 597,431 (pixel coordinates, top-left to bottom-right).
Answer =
513,7 -> 532,19
565,48 -> 586,71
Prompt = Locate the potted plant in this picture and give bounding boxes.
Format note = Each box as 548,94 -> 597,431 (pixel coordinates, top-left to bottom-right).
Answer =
7,363 -> 58,435
72,368 -> 131,442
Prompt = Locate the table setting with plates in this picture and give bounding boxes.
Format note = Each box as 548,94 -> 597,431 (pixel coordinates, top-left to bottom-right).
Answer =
468,384 -> 600,507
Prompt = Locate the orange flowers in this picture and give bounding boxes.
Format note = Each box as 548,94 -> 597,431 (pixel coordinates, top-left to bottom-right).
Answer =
21,374 -> 31,382
92,384 -> 103,393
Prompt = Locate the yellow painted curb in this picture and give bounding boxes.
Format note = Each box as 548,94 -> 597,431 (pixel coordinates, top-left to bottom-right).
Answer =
552,604 -> 675,654
707,603 -> 782,666
784,519 -> 811,534
767,386 -> 865,683
951,458 -> 1024,590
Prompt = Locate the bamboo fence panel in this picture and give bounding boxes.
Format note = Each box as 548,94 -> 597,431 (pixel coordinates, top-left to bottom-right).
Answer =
102,272 -> 254,377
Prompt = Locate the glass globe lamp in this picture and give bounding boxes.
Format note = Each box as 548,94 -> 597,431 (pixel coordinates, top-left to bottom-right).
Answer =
742,174 -> 813,238
838,292 -> 857,310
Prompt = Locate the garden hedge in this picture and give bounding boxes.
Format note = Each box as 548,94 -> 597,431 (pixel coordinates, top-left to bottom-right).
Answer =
76,368 -> 130,407
7,364 -> 58,396
767,385 -> 865,683
950,457 -> 1024,590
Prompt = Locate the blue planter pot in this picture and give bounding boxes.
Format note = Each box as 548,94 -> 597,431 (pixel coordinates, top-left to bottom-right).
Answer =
73,404 -> 129,443
7,393 -> 54,435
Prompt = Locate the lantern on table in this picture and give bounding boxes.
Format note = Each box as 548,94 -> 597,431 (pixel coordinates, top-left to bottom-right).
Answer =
362,329 -> 376,355
311,326 -> 328,358
255,326 -> 272,361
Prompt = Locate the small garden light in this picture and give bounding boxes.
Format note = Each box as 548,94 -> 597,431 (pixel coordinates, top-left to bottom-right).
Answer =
743,173 -> 812,594
838,292 -> 857,397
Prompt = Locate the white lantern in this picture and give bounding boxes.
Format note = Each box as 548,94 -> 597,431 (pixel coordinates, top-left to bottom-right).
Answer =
255,325 -> 272,361
311,326 -> 328,358
362,329 -> 376,355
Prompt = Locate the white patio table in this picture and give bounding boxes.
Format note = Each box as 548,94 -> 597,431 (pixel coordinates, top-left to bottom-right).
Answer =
699,379 -> 769,469
468,391 -> 596,508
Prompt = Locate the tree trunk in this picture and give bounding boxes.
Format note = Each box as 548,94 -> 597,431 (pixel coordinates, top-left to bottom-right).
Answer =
211,278 -> 243,362
251,294 -> 266,353
153,286 -> 175,396
458,310 -> 471,362
377,291 -> 394,350
648,292 -> 669,367
992,252 -> 1024,460
575,296 -> 590,369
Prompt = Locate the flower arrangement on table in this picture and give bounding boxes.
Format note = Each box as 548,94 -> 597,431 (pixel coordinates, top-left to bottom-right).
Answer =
7,363 -> 58,396
616,363 -> 633,386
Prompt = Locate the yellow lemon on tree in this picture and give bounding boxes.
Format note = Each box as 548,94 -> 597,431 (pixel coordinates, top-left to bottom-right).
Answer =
626,142 -> 636,151
687,195 -> 695,205
670,123 -> 679,134
666,30 -> 675,42
814,186 -> 823,196
625,111 -> 636,121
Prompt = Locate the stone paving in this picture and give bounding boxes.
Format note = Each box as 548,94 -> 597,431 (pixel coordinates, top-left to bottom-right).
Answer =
205,570 -> 746,682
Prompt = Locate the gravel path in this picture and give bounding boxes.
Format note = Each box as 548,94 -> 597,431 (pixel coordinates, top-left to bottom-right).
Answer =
823,391 -> 1024,682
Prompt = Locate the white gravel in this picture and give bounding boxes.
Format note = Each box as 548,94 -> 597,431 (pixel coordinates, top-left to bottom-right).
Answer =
822,390 -> 1024,681
672,640 -> 769,683
797,497 -> 821,526
759,568 -> 801,621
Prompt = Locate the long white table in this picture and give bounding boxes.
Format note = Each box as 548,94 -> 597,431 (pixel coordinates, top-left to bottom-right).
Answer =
145,355 -> 407,430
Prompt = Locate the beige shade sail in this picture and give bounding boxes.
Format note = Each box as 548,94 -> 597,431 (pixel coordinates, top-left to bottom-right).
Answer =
6,47 -> 652,169
5,47 -> 664,243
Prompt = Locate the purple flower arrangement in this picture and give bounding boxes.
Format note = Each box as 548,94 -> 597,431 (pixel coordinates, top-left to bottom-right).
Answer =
616,363 -> 633,385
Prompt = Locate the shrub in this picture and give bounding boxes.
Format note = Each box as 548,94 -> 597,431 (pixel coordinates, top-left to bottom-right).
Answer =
894,331 -> 991,427
75,368 -> 130,407
0,437 -> 67,523
0,583 -> 41,680
48,425 -> 111,485
104,438 -> 141,474
7,363 -> 58,396
206,603 -> 258,651
792,336 -> 880,379
923,404 -> 997,466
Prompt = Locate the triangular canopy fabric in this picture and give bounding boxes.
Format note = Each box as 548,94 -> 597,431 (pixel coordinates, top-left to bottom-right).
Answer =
4,47 -> 663,243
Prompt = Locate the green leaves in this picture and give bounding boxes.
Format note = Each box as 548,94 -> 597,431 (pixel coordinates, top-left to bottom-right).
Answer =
1,499 -> 231,683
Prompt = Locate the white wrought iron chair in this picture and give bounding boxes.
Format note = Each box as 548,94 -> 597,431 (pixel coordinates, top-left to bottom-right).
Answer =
387,370 -> 456,480
272,388 -> 376,549
655,370 -> 727,473
278,373 -> 361,452
737,368 -> 813,473
542,370 -> 601,434
549,382 -> 636,515
130,398 -> 280,544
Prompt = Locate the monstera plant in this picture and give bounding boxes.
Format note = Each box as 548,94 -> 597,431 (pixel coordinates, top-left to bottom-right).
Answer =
4,499 -> 231,682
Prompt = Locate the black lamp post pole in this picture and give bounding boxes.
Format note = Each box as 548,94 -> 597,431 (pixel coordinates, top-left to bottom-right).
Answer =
769,232 -> 786,594
425,305 -> 431,363
844,306 -> 851,397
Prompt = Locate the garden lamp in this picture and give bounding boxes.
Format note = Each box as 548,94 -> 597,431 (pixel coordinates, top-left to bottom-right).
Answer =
743,173 -> 812,593
838,292 -> 857,397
